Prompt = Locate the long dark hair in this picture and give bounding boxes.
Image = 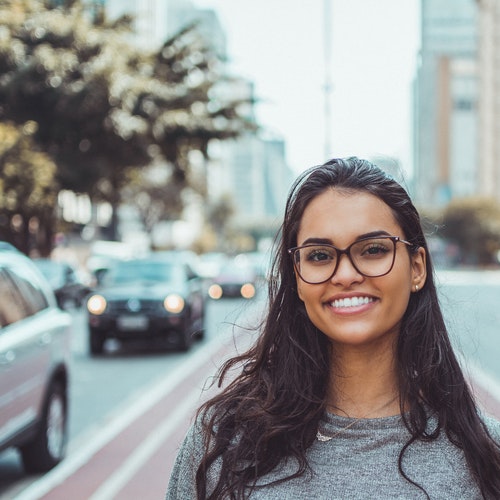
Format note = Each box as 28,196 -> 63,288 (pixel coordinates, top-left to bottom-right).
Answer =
195,157 -> 500,499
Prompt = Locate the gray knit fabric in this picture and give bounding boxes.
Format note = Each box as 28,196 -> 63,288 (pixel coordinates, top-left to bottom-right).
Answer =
166,412 -> 500,499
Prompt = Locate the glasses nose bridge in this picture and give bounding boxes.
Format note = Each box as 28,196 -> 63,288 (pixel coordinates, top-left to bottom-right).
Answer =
332,244 -> 360,277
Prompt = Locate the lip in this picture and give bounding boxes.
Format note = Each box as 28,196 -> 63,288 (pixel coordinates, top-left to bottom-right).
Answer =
324,292 -> 378,315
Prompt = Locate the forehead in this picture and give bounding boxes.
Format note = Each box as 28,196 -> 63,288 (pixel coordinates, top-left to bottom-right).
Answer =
297,189 -> 401,245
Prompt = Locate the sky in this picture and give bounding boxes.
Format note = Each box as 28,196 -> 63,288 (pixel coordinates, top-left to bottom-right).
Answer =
193,0 -> 421,175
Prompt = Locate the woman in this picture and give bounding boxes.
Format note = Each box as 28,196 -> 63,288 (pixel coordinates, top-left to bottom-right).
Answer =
166,157 -> 500,499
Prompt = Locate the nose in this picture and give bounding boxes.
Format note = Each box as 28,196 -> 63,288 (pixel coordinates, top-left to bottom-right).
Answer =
330,252 -> 364,285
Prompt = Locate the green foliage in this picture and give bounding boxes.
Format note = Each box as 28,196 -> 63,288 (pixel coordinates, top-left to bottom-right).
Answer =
440,196 -> 500,265
0,0 -> 255,241
121,164 -> 187,232
0,121 -> 58,254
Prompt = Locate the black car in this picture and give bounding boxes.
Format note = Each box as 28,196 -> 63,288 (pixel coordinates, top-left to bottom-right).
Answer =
33,258 -> 92,309
86,256 -> 205,355
207,259 -> 257,300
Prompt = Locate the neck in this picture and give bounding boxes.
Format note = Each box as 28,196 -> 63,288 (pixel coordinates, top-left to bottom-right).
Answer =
326,344 -> 401,418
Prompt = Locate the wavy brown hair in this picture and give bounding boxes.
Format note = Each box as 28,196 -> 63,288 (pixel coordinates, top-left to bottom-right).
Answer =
195,157 -> 500,499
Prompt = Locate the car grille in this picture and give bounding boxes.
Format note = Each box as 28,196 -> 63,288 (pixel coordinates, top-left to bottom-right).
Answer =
107,299 -> 160,314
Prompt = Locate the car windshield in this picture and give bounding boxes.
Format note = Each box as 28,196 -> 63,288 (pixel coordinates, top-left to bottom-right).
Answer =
218,263 -> 254,280
104,260 -> 176,285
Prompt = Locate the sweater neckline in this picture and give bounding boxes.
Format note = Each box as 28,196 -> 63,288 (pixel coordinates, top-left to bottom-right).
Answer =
321,411 -> 405,432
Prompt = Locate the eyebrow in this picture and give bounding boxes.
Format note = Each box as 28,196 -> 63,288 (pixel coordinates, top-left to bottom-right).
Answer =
300,230 -> 392,246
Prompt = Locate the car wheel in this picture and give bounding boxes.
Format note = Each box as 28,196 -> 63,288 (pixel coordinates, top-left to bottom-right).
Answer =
89,328 -> 105,355
20,381 -> 67,473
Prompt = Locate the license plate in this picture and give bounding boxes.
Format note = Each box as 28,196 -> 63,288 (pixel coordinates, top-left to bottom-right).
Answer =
117,315 -> 149,331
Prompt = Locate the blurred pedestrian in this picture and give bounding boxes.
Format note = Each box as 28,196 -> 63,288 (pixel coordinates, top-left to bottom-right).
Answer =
166,157 -> 500,499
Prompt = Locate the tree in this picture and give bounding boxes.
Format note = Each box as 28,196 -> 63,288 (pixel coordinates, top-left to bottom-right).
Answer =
120,163 -> 187,234
206,194 -> 235,249
0,121 -> 58,255
440,196 -> 500,265
0,0 -> 255,241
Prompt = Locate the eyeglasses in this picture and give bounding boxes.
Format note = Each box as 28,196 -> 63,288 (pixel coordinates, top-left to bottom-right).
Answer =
288,236 -> 412,284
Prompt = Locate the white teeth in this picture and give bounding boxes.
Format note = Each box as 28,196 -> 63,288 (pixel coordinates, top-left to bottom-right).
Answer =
331,297 -> 373,308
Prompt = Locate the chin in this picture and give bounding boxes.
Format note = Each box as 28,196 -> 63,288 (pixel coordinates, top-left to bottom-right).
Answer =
321,328 -> 399,348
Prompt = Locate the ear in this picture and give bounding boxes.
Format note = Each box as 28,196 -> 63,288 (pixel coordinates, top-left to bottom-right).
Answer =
411,247 -> 427,292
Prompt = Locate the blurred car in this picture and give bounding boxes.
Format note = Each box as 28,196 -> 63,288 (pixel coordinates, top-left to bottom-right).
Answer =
0,242 -> 19,251
0,243 -> 72,473
235,251 -> 272,281
86,240 -> 138,286
196,252 -> 229,280
33,258 -> 92,309
86,256 -> 205,355
207,259 -> 257,300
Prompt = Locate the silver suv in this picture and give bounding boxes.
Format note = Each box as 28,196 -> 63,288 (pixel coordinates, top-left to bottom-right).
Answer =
0,244 -> 72,473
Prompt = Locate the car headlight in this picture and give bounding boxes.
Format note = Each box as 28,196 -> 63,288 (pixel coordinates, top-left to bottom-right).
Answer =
240,283 -> 256,299
87,294 -> 107,315
208,284 -> 223,300
164,294 -> 185,313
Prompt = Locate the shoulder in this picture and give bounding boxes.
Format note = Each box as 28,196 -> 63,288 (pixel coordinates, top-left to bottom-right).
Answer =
176,413 -> 207,462
166,409 -> 227,499
482,413 -> 500,441
165,416 -> 206,500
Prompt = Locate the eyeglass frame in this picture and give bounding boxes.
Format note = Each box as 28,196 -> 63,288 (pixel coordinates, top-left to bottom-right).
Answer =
288,235 -> 413,284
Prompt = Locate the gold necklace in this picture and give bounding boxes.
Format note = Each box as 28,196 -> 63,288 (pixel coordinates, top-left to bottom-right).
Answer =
316,395 -> 399,442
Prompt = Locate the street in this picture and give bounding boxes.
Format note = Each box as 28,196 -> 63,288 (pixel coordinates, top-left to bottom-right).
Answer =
0,287 -> 265,499
1,270 -> 500,499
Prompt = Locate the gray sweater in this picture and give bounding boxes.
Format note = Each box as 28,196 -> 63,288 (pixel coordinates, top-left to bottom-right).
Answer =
166,412 -> 500,499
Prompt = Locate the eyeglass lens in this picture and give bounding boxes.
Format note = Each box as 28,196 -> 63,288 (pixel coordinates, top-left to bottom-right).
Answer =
293,237 -> 397,283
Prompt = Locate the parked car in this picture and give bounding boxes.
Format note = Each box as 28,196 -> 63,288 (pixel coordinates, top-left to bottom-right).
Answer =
86,255 -> 205,355
0,244 -> 72,473
207,258 -> 257,300
32,258 -> 92,309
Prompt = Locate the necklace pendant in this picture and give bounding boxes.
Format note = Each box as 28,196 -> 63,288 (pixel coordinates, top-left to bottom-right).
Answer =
316,430 -> 333,442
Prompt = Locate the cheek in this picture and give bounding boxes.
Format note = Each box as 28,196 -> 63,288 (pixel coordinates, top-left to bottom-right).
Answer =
393,288 -> 412,315
296,281 -> 323,311
386,275 -> 413,318
296,281 -> 304,302
294,272 -> 304,301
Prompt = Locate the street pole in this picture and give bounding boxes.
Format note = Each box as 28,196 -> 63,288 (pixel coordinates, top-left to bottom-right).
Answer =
323,0 -> 333,160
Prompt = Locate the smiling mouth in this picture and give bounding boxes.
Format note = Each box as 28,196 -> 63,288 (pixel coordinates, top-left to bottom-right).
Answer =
329,297 -> 374,308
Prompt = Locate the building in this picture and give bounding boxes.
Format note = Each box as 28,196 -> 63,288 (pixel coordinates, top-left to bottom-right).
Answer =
476,0 -> 500,198
208,132 -> 293,226
413,0 -> 478,207
166,0 -> 227,58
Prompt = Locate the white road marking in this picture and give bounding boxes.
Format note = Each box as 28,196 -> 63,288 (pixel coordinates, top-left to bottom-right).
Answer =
89,383 -> 204,500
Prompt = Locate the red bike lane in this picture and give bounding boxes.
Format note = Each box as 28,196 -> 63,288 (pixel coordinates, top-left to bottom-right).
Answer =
14,336 -> 500,500
15,329 -> 248,500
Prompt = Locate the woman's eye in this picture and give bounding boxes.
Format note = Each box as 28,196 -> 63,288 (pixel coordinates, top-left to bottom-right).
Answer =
364,244 -> 389,256
306,248 -> 334,262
